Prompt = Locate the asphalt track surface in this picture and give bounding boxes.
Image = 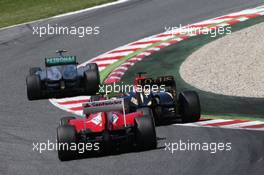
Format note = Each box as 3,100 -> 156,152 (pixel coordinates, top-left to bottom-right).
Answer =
0,0 -> 263,174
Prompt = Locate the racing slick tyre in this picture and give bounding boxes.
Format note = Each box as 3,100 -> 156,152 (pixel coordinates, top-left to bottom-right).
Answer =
29,67 -> 41,75
102,131 -> 112,154
178,91 -> 201,123
135,116 -> 157,150
26,75 -> 42,100
57,125 -> 77,161
84,64 -> 100,95
136,107 -> 153,117
87,63 -> 98,71
60,117 -> 76,126
151,97 -> 163,122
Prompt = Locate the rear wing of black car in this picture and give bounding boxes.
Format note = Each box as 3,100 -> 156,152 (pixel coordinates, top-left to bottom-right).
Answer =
136,76 -> 176,89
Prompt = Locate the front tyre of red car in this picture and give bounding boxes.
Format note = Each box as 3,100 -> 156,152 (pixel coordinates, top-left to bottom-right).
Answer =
57,125 -> 77,161
26,75 -> 42,100
135,116 -> 157,150
178,91 -> 201,123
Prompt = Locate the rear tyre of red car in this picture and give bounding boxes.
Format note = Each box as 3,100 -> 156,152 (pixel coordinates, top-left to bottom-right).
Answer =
26,75 -> 42,100
57,125 -> 77,161
178,91 -> 201,123
29,67 -> 41,75
102,131 -> 112,154
84,63 -> 100,95
60,117 -> 76,126
135,116 -> 157,150
136,107 -> 153,117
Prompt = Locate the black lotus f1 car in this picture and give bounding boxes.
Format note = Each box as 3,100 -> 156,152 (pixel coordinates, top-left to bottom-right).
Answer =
123,72 -> 201,124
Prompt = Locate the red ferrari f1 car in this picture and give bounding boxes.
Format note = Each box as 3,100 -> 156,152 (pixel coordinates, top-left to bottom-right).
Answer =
57,98 -> 157,161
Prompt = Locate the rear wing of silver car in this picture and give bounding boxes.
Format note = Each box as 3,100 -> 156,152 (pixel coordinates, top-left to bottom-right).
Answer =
83,98 -> 127,126
45,56 -> 77,67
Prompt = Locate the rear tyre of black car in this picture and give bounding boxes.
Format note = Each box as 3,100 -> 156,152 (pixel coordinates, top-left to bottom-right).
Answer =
151,97 -> 163,122
60,117 -> 76,126
29,67 -> 41,75
84,63 -> 100,95
178,91 -> 201,123
26,75 -> 42,100
135,116 -> 157,150
57,125 -> 77,161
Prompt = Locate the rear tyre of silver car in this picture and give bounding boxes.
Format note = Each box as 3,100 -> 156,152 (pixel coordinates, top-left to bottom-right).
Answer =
29,67 -> 41,75
57,125 -> 77,161
26,75 -> 42,100
87,63 -> 98,72
84,63 -> 100,95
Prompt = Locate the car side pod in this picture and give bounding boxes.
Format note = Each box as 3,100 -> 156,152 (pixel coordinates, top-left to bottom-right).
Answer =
178,91 -> 201,123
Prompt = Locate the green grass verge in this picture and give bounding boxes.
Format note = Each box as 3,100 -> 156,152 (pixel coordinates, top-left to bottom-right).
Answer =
121,16 -> 264,121
0,0 -> 116,28
202,115 -> 264,122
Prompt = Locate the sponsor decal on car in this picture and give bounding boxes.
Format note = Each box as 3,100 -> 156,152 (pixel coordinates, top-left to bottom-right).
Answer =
45,56 -> 76,66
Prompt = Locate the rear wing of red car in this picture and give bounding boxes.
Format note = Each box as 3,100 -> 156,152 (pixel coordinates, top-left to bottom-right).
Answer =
83,98 -> 127,126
